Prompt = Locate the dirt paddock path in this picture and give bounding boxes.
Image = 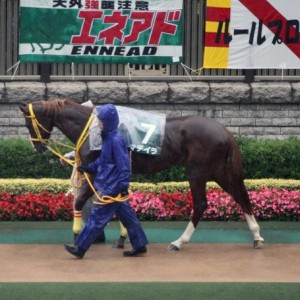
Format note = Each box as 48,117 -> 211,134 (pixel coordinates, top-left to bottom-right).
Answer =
1,243 -> 300,282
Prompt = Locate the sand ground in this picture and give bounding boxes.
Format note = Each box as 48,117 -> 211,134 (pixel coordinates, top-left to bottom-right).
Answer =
1,243 -> 299,282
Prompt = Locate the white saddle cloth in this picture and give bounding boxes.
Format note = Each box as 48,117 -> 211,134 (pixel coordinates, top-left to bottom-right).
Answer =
89,106 -> 166,156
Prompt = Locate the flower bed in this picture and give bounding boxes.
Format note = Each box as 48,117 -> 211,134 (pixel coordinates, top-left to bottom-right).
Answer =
0,188 -> 299,221
0,192 -> 73,221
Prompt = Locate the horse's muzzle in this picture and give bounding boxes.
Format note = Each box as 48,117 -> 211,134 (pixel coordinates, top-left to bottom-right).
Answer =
32,142 -> 48,154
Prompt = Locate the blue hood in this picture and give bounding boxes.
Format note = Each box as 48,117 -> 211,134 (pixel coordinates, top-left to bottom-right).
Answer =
96,104 -> 119,134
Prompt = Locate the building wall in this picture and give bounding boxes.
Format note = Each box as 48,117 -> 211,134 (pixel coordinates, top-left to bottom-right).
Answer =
1,81 -> 300,140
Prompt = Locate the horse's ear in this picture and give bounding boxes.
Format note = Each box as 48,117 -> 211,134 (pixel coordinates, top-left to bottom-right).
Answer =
19,100 -> 28,114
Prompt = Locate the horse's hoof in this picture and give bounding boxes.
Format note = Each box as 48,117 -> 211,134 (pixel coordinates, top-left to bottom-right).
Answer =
113,242 -> 124,249
113,236 -> 126,249
168,244 -> 179,252
254,239 -> 264,249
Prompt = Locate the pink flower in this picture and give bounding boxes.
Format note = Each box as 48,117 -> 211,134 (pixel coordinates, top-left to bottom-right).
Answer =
0,187 -> 299,221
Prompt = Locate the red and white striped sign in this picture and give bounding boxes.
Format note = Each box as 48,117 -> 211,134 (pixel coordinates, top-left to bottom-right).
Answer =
203,0 -> 300,69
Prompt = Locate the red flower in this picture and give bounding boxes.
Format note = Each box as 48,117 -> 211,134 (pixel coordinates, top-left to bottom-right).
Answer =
0,188 -> 299,221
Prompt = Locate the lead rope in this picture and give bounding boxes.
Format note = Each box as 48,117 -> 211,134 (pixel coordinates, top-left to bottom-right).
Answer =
82,172 -> 131,205
26,103 -> 130,205
73,112 -> 130,205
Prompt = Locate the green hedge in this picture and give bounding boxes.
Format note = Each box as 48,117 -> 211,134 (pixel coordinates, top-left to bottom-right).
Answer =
1,178 -> 300,195
236,136 -> 300,179
1,136 -> 300,181
0,138 -> 72,179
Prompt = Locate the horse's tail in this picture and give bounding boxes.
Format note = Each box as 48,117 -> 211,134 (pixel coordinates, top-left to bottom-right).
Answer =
228,132 -> 244,178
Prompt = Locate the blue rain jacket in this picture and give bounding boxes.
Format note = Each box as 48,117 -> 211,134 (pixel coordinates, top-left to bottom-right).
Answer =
86,104 -> 130,197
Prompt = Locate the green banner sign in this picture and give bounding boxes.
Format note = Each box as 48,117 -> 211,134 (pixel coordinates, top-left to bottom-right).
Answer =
19,0 -> 183,64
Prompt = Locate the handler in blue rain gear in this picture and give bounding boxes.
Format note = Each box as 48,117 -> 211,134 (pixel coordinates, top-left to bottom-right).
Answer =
64,104 -> 148,258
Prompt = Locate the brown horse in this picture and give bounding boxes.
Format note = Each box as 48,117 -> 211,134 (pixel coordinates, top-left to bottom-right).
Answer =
19,99 -> 264,250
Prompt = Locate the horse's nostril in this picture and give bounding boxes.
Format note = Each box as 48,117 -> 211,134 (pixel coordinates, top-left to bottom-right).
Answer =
35,144 -> 47,154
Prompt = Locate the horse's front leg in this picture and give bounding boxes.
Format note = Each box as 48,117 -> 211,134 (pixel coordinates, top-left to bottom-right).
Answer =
74,180 -> 94,211
168,220 -> 196,251
73,179 -> 94,235
168,182 -> 207,251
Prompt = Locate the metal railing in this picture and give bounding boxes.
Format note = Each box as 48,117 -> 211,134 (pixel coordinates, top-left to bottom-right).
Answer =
1,0 -> 300,81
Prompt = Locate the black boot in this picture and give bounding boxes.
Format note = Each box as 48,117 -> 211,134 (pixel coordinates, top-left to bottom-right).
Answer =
64,244 -> 85,258
123,246 -> 147,257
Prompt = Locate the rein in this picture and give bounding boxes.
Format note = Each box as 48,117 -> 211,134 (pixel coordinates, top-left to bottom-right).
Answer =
26,102 -> 129,205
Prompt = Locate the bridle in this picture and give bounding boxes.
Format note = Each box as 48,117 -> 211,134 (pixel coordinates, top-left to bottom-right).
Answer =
26,103 -> 51,144
24,102 -> 93,167
25,102 -> 130,204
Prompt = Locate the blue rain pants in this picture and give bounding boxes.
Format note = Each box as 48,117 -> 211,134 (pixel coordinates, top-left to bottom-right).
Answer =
76,201 -> 148,251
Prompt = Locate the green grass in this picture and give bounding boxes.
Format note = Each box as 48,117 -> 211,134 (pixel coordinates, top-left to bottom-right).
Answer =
0,282 -> 299,300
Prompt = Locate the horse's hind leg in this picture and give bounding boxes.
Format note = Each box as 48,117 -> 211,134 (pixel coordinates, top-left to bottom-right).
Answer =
244,213 -> 264,249
216,177 -> 264,248
168,179 -> 207,251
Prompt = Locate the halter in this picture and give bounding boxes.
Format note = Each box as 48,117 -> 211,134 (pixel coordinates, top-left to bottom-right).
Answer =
24,102 -> 92,166
26,103 -> 51,144
25,102 -> 129,205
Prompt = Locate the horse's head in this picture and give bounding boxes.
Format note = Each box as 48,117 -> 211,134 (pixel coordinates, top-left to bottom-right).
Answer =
19,100 -> 54,153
